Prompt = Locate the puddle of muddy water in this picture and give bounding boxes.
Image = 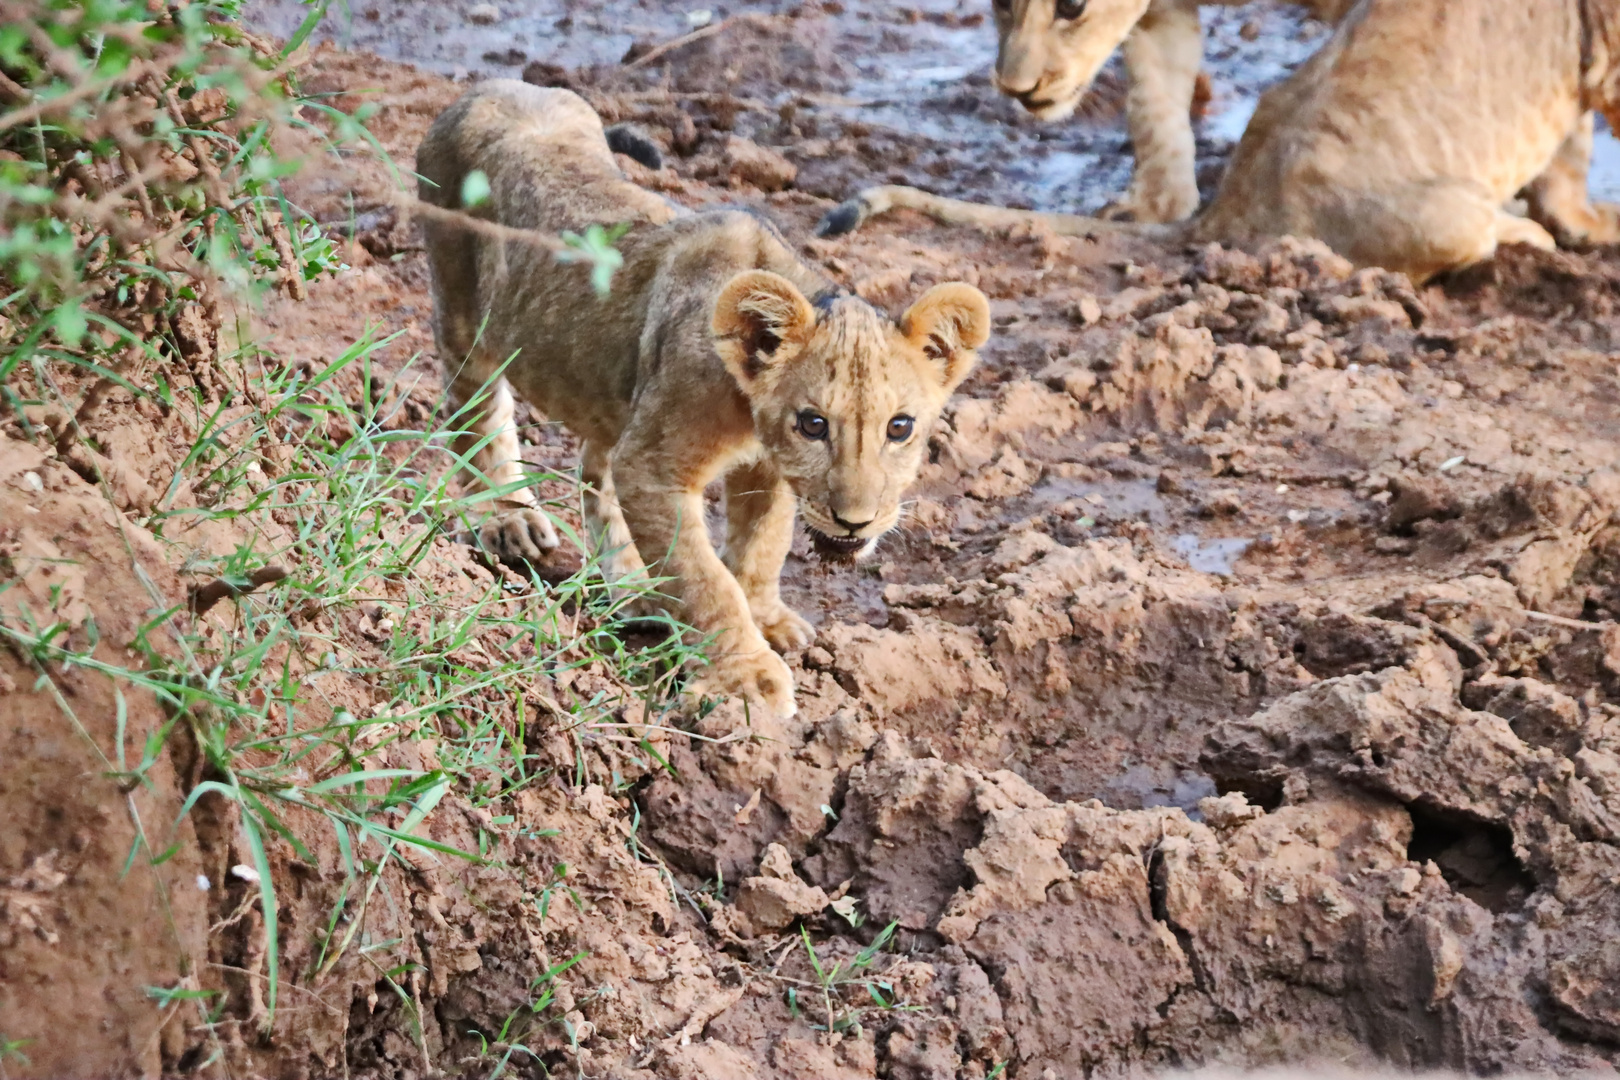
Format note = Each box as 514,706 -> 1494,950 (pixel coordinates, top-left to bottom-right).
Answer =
1590,116 -> 1620,201
1103,764 -> 1218,817
1171,532 -> 1252,576
1027,472 -> 1171,525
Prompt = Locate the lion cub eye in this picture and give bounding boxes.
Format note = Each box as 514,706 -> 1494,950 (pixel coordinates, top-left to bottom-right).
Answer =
1055,0 -> 1086,18
886,415 -> 915,443
796,410 -> 829,441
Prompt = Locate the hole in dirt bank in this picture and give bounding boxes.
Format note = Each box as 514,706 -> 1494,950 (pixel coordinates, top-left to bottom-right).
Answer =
1211,772 -> 1286,813
1405,803 -> 1534,913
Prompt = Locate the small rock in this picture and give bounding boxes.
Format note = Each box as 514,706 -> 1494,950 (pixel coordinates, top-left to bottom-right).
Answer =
1068,295 -> 1102,325
467,2 -> 499,23
521,60 -> 575,89
1239,18 -> 1261,40
723,135 -> 797,192
1385,473 -> 1461,533
730,844 -> 829,934
1199,489 -> 1245,517
1390,867 -> 1422,896
1198,791 -> 1265,830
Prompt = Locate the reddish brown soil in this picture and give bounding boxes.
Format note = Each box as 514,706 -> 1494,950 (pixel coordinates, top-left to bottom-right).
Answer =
6,12 -> 1620,1080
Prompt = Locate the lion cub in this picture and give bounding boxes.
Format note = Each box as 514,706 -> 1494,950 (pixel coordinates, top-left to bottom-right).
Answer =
417,82 -> 990,717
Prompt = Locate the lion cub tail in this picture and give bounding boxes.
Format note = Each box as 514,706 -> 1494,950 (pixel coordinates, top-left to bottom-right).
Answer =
814,183 -> 1185,243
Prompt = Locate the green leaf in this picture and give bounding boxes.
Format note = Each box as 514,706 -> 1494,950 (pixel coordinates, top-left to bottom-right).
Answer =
305,768 -> 423,794
461,169 -> 491,208
54,302 -> 87,347
282,0 -> 328,56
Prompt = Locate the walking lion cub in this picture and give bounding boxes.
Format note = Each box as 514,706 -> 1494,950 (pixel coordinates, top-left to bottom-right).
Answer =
417,82 -> 990,717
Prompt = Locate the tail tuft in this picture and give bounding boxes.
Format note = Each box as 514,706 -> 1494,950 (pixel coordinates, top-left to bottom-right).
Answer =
604,124 -> 664,171
814,198 -> 869,238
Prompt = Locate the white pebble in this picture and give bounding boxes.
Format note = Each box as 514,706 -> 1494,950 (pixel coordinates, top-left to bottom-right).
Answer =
231,863 -> 261,884
467,2 -> 498,23
196,874 -> 211,892
22,470 -> 42,492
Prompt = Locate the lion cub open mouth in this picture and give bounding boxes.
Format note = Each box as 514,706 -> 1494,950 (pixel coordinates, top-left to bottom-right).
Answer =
807,528 -> 869,563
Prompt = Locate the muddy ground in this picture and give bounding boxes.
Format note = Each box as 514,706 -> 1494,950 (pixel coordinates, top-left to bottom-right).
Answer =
6,2 -> 1620,1078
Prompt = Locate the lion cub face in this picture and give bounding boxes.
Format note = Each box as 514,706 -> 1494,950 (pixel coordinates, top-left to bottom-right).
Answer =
992,0 -> 1152,121
712,273 -> 991,561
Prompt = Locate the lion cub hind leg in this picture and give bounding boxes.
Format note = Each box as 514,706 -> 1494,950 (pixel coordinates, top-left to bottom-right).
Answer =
581,440 -> 646,583
723,457 -> 814,654
445,361 -> 560,564
1523,115 -> 1620,246
1321,181 -> 1546,284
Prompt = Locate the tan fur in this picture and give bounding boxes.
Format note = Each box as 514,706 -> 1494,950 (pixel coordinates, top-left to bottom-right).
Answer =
992,0 -> 1616,238
830,0 -> 1620,284
417,81 -> 990,716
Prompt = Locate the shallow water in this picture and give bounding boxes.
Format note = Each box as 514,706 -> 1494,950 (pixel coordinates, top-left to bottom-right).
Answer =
1170,532 -> 1252,576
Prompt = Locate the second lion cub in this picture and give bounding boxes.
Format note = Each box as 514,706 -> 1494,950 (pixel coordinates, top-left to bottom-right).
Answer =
417,82 -> 990,717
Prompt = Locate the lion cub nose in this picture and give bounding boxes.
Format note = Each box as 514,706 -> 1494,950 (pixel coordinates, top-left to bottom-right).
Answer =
831,512 -> 875,535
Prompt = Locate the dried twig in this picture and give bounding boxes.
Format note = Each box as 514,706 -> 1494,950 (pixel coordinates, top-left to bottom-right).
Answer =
621,14 -> 772,71
189,566 -> 290,615
1524,609 -> 1614,633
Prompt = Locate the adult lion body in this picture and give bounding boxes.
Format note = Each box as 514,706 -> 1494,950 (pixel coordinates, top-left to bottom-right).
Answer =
416,81 -> 990,717
823,0 -> 1620,284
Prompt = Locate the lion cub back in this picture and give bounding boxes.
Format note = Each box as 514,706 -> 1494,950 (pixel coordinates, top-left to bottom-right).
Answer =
416,80 -> 678,236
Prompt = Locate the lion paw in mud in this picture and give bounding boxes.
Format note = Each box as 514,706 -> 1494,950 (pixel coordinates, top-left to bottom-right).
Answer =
690,645 -> 799,719
752,601 -> 815,653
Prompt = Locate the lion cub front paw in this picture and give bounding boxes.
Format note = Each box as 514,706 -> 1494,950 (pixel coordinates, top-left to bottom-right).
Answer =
471,506 -> 561,563
753,602 -> 815,653
691,647 -> 797,718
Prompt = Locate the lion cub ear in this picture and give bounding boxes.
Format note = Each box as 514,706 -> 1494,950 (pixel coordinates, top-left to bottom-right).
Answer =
901,282 -> 991,393
712,270 -> 817,389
